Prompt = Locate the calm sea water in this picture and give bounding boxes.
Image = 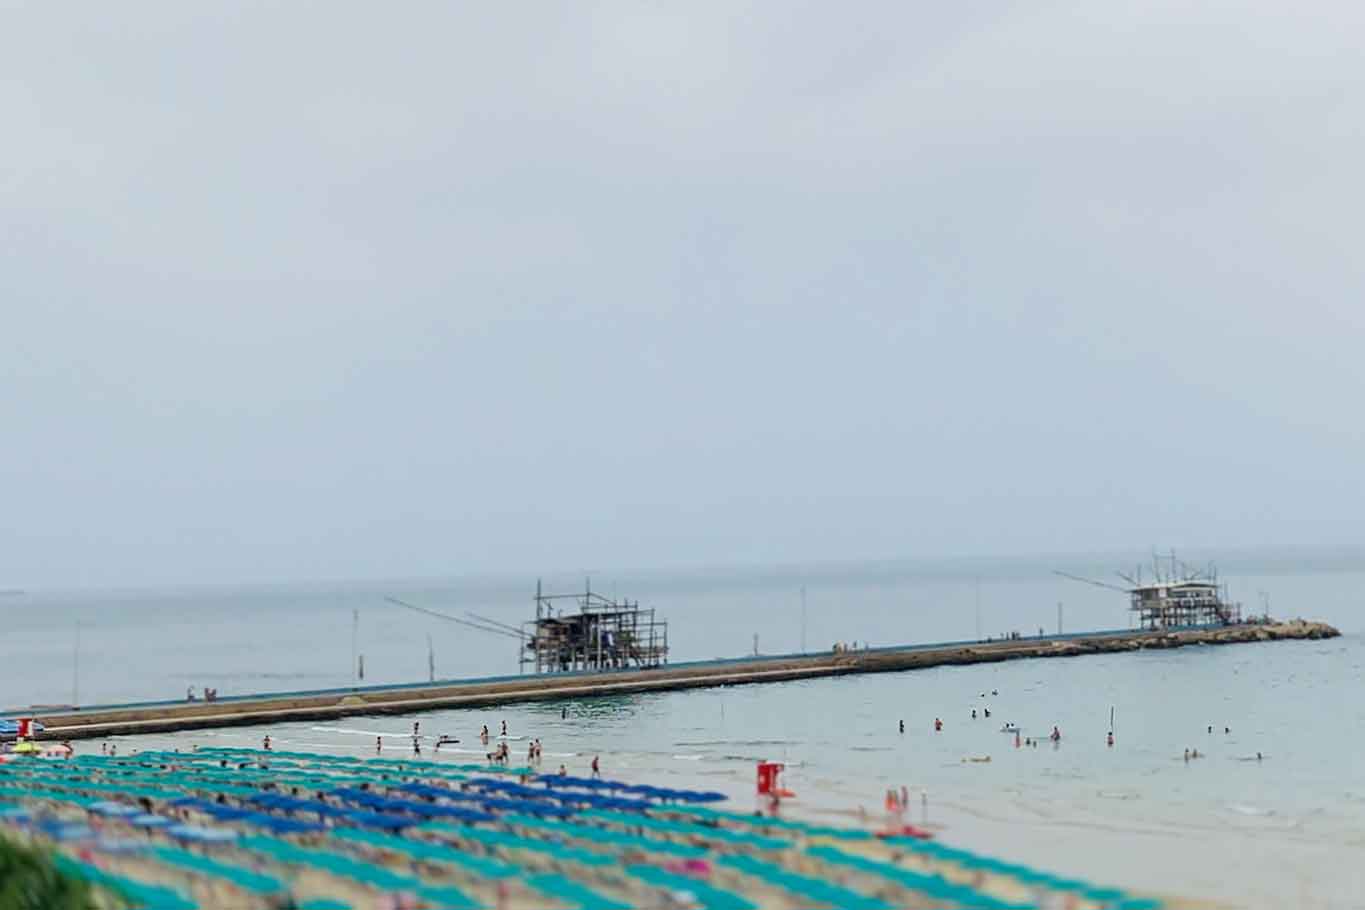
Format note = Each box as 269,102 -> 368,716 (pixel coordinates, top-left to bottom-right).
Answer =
2,554 -> 1362,908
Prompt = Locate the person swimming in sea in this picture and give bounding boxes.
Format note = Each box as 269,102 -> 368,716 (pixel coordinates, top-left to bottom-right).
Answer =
971,709 -> 977,719
933,718 -> 943,732
1049,726 -> 1061,743
899,720 -> 904,733
435,735 -> 458,749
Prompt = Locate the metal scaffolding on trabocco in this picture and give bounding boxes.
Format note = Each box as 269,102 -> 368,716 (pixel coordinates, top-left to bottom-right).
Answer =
520,579 -> 669,674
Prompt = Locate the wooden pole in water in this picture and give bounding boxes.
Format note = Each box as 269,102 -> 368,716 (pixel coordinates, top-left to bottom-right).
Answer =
975,577 -> 982,641
800,586 -> 807,653
72,620 -> 80,707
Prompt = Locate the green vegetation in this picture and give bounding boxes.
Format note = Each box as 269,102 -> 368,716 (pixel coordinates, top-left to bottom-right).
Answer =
0,837 -> 98,910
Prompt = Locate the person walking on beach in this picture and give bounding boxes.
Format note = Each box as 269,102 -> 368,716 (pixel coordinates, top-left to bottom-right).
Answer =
376,736 -> 383,753
413,721 -> 420,737
480,725 -> 489,743
558,764 -> 567,776
263,735 -> 271,751
591,755 -> 601,778
501,720 -> 508,736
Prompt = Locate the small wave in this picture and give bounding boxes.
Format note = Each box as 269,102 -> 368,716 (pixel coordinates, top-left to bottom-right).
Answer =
311,726 -> 412,738
674,739 -> 794,747
673,754 -> 705,761
1228,804 -> 1276,817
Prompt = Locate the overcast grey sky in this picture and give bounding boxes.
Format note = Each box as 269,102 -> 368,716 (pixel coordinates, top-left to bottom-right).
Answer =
3,2 -> 1362,587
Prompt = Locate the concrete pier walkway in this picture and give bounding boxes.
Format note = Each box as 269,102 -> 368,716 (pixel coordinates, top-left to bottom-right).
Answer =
24,619 -> 1337,741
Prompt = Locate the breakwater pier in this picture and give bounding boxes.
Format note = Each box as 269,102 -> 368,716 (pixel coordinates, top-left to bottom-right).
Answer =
26,619 -> 1338,742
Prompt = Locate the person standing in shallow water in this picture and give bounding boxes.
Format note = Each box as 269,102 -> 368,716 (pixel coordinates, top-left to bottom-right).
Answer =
899,720 -> 904,733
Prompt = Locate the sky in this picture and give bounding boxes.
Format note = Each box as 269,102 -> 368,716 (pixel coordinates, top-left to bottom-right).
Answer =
2,2 -> 1363,588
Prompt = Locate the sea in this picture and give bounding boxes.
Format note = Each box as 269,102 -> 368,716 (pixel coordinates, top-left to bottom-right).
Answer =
3,551 -> 1362,909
